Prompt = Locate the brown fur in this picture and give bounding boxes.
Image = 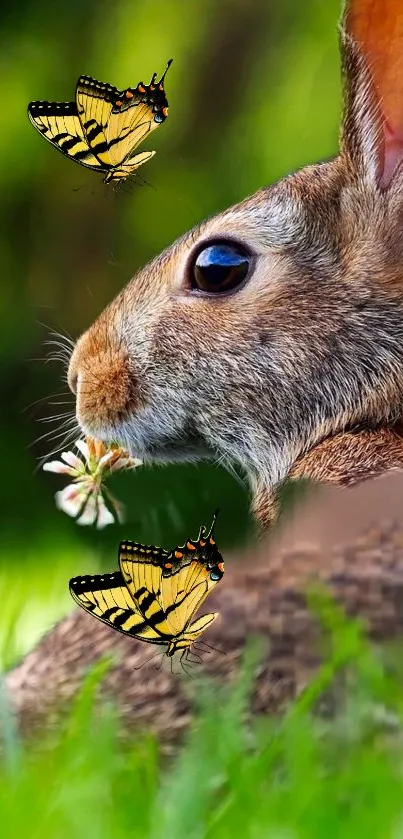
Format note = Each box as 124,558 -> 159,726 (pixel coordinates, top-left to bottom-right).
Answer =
11,0 -> 403,736
292,427 -> 403,485
253,427 -> 403,528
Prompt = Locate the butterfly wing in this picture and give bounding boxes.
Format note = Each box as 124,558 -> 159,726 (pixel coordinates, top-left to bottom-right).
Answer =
160,560 -> 212,635
69,571 -> 165,645
27,100 -> 102,170
105,102 -> 159,167
104,63 -> 171,167
119,544 -> 220,639
118,544 -> 177,638
102,151 -> 156,184
111,60 -> 171,116
76,76 -> 166,170
171,612 -> 219,651
29,64 -> 170,181
75,76 -> 118,168
120,150 -> 155,168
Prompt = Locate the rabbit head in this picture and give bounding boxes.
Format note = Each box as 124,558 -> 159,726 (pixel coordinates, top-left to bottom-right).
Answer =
68,0 -> 403,527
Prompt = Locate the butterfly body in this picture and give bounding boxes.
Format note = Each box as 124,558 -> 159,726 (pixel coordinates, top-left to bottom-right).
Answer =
69,512 -> 224,662
28,61 -> 172,183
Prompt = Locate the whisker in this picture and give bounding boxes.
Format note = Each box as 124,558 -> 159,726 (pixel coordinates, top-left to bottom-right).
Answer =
44,337 -> 75,350
31,418 -> 78,448
44,353 -> 72,365
37,411 -> 76,424
37,322 -> 76,349
23,391 -> 72,413
215,451 -> 246,489
34,427 -> 82,473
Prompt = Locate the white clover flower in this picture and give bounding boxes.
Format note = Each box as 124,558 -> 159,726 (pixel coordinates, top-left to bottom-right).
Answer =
43,437 -> 142,529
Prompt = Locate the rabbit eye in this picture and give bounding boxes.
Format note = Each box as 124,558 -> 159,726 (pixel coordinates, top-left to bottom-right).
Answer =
190,242 -> 251,294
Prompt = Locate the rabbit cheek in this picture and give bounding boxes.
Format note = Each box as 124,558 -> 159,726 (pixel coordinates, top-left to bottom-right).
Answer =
69,344 -> 138,437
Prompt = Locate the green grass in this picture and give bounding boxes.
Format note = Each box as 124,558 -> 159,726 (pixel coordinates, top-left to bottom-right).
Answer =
2,594 -> 403,838
0,538 -> 100,669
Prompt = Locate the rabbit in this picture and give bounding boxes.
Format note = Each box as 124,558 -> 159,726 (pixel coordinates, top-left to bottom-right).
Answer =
9,0 -> 403,737
67,0 -> 403,530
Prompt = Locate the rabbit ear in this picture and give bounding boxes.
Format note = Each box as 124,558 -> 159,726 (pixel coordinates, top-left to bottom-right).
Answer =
341,0 -> 403,189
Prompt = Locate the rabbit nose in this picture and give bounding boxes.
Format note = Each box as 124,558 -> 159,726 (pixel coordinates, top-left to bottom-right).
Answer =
69,369 -> 78,395
68,350 -> 79,395
66,329 -> 138,435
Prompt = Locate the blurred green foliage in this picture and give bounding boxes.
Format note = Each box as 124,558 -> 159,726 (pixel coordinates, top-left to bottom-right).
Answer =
2,599 -> 403,838
1,0 -> 341,649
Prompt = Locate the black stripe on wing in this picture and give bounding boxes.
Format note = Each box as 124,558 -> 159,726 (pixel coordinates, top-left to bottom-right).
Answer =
130,583 -> 204,634
28,100 -> 77,116
28,99 -> 102,165
119,540 -> 170,563
69,571 -> 125,595
77,75 -> 121,103
69,569 -> 208,644
69,572 -> 163,641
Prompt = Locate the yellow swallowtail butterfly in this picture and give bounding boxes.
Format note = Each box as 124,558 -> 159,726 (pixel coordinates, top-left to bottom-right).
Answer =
69,511 -> 224,666
27,60 -> 172,183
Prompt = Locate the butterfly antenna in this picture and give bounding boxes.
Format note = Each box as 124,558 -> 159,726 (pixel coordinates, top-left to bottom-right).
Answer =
206,509 -> 219,540
159,58 -> 173,85
196,522 -> 206,541
150,71 -> 157,85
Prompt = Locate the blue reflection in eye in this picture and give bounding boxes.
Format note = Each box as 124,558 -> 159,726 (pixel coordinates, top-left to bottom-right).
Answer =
192,243 -> 251,293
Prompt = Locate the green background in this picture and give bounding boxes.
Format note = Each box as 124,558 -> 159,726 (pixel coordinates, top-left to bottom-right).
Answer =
0,0 -> 341,658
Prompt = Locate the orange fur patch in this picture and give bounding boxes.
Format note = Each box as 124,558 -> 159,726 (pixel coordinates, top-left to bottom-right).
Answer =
69,330 -> 137,434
